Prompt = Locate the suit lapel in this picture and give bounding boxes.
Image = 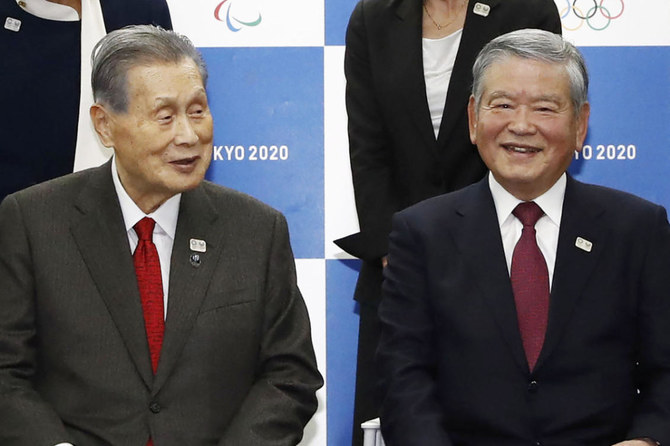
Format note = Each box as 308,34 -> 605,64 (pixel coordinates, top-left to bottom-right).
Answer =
391,0 -> 440,153
451,178 -> 607,373
534,178 -> 606,370
451,179 -> 529,373
152,184 -> 224,392
69,161 -> 154,388
437,0 -> 501,147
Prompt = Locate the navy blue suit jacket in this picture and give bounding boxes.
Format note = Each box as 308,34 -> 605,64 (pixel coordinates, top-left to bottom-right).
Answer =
378,176 -> 670,445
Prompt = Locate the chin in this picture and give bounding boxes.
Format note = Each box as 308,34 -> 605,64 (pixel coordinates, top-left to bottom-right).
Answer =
168,178 -> 204,195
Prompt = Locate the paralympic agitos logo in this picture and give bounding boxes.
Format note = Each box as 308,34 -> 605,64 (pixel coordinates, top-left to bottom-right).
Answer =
559,0 -> 625,31
214,0 -> 262,32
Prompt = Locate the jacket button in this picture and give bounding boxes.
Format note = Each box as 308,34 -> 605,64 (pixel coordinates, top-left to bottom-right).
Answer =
528,380 -> 538,393
149,401 -> 161,413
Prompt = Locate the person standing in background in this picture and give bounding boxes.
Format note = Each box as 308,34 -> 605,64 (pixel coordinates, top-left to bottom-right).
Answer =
334,0 -> 561,443
0,0 -> 172,202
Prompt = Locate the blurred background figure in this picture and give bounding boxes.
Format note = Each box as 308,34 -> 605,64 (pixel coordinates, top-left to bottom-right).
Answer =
0,0 -> 172,202
334,0 -> 561,444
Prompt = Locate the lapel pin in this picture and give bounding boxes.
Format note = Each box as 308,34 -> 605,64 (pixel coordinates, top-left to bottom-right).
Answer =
189,253 -> 201,267
4,17 -> 21,32
473,2 -> 490,17
575,237 -> 593,253
189,238 -> 206,253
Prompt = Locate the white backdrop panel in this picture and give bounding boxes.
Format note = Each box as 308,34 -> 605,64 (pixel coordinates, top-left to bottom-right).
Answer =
166,0 -> 324,47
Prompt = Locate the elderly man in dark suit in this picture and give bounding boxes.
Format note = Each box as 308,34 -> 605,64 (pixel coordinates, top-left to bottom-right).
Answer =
377,29 -> 670,446
0,25 -> 322,446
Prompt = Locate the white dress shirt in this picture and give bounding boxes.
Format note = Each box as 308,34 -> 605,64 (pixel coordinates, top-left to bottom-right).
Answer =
16,0 -> 79,21
111,157 -> 180,318
488,172 -> 567,290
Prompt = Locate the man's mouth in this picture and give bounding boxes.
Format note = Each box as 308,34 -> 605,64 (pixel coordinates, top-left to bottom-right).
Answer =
502,144 -> 541,154
171,156 -> 198,165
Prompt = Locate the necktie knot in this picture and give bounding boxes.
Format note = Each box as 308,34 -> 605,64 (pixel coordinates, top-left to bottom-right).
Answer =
513,202 -> 544,227
134,217 -> 156,241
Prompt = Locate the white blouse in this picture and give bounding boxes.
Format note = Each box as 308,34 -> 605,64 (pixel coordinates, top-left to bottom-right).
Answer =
422,29 -> 463,139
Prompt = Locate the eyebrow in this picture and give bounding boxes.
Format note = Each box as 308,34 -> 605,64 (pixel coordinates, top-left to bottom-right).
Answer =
486,91 -> 564,104
152,88 -> 208,109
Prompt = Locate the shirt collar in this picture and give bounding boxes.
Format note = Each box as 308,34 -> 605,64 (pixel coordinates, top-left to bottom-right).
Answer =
111,157 -> 181,240
16,0 -> 80,21
489,172 -> 566,228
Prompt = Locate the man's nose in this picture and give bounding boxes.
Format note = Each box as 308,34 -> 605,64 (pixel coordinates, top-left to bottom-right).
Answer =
507,107 -> 536,135
174,114 -> 199,146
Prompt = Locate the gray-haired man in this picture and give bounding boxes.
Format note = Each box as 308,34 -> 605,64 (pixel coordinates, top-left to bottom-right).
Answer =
378,29 -> 670,446
0,25 -> 322,445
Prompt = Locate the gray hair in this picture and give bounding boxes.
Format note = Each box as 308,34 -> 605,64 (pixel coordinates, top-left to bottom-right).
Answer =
471,29 -> 588,112
91,25 -> 208,113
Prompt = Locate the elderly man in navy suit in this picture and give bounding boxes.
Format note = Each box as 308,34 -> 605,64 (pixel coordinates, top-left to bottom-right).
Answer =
378,29 -> 670,446
0,25 -> 322,445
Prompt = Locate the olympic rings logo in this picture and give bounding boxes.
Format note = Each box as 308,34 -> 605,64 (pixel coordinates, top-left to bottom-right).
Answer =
559,0 -> 625,31
214,0 -> 262,32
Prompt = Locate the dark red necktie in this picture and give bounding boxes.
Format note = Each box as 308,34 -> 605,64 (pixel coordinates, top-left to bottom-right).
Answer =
511,202 -> 549,370
133,217 -> 165,375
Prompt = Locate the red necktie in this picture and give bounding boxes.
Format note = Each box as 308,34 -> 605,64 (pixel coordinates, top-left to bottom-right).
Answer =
511,202 -> 549,370
133,217 -> 165,375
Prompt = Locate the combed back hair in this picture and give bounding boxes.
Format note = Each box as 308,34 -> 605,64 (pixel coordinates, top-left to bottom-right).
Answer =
471,29 -> 588,113
91,25 -> 208,113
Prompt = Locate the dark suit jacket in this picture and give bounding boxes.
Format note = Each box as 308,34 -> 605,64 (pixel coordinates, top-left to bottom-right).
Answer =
0,161 -> 323,445
378,176 -> 670,446
0,0 -> 172,202
336,0 -> 562,264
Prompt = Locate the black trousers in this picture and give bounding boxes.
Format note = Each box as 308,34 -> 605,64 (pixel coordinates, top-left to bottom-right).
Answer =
352,261 -> 383,446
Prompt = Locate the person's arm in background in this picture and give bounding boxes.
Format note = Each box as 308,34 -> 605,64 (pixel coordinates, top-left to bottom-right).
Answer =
530,0 -> 562,35
114,0 -> 173,30
338,0 -> 400,263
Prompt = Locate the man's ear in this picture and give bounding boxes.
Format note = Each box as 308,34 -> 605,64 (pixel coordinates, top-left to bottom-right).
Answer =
467,95 -> 478,145
574,102 -> 590,152
90,103 -> 115,148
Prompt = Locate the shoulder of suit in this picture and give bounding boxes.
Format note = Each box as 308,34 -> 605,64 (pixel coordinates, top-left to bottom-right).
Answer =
398,180 -> 482,220
11,164 -> 103,202
571,179 -> 665,214
353,0 -> 404,18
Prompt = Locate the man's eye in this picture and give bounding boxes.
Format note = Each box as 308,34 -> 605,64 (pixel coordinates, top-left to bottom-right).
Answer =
158,114 -> 172,122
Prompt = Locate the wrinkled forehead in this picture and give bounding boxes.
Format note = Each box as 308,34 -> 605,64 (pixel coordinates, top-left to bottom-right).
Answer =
124,60 -> 206,99
481,56 -> 570,93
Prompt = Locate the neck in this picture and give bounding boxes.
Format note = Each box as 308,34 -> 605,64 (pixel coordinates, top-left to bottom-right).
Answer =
424,0 -> 466,12
422,0 -> 467,38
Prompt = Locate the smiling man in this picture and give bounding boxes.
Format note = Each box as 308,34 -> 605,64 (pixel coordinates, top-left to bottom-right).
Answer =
377,29 -> 670,446
0,25 -> 322,445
